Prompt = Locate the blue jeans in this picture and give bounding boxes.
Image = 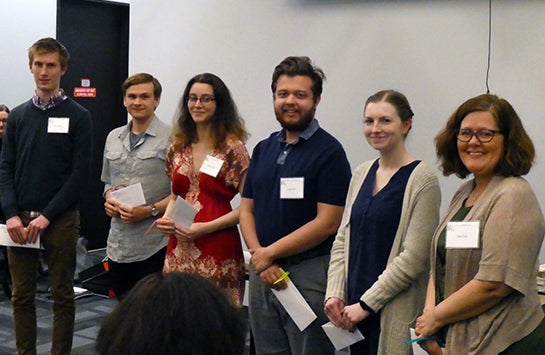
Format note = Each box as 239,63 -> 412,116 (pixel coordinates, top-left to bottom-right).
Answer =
249,254 -> 334,355
8,210 -> 79,355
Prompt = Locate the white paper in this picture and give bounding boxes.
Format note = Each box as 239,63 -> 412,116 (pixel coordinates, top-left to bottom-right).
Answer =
321,322 -> 364,350
271,277 -> 317,331
446,221 -> 480,248
199,155 -> 224,177
170,196 -> 198,228
0,224 -> 41,249
409,328 -> 429,355
110,182 -> 146,207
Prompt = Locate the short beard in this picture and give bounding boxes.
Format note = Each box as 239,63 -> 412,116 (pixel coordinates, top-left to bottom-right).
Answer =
275,107 -> 315,132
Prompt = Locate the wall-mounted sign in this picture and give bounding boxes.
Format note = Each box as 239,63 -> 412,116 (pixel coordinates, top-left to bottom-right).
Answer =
74,78 -> 96,98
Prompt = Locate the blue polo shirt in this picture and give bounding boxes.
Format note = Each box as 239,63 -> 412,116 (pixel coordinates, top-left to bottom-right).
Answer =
243,119 -> 351,261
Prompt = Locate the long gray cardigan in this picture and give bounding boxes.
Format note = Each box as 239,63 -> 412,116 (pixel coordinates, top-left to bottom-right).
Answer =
326,160 -> 440,354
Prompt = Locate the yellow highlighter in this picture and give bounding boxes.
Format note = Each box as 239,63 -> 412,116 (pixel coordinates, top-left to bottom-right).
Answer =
273,269 -> 290,285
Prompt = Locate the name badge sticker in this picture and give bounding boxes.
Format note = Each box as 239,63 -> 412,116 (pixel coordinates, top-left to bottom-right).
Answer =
446,221 -> 480,249
280,177 -> 304,199
199,155 -> 224,177
47,117 -> 70,134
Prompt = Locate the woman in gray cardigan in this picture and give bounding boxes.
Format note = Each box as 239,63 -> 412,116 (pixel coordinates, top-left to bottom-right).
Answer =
416,94 -> 545,354
325,90 -> 440,354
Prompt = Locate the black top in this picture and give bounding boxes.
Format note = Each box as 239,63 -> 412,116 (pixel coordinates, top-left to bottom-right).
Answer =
0,98 -> 93,221
347,159 -> 420,305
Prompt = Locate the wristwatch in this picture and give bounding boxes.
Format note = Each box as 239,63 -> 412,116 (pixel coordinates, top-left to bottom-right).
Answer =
150,204 -> 159,217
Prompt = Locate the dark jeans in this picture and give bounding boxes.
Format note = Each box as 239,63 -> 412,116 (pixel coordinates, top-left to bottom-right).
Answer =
249,254 -> 335,355
107,246 -> 166,300
8,210 -> 79,355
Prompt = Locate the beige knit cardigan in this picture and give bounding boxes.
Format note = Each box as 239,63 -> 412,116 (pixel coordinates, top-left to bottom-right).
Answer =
326,159 -> 440,354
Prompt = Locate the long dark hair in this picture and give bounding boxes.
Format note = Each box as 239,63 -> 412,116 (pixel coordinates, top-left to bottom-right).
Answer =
172,73 -> 248,152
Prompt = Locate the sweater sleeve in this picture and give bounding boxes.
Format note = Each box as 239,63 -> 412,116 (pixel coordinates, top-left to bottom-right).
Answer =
475,178 -> 545,296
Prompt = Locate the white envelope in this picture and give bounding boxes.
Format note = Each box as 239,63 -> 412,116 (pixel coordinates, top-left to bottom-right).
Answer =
170,196 -> 198,228
0,224 -> 41,249
321,321 -> 364,350
271,277 -> 317,331
110,182 -> 146,207
409,328 -> 429,355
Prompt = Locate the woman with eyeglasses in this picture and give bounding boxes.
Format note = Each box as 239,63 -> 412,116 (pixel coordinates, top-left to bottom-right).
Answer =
325,90 -> 441,354
156,73 -> 249,305
415,94 -> 545,354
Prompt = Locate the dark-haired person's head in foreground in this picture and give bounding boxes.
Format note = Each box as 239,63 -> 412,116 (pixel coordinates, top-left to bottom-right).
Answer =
96,272 -> 247,355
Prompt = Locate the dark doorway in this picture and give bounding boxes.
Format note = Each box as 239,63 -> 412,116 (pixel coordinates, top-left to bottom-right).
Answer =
57,0 -> 129,249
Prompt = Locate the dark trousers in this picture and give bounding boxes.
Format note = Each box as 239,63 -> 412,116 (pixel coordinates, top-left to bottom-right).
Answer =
108,246 -> 166,300
8,210 -> 79,355
500,304 -> 545,354
349,311 -> 381,355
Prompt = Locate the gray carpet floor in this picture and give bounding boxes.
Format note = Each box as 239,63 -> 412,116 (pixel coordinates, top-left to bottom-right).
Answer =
0,276 -> 117,355
0,247 -> 253,355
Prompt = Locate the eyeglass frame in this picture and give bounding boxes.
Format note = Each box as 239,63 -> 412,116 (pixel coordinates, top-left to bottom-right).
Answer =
456,128 -> 502,143
187,95 -> 215,105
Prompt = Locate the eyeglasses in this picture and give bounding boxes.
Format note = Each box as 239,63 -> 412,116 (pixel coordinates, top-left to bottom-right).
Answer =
187,95 -> 215,105
456,128 -> 502,143
0,119 -> 7,124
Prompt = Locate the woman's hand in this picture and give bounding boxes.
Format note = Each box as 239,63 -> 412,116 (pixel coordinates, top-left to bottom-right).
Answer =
419,339 -> 443,355
156,217 -> 175,235
324,297 -> 347,328
156,218 -> 210,241
416,307 -> 441,338
342,303 -> 370,330
173,222 -> 209,242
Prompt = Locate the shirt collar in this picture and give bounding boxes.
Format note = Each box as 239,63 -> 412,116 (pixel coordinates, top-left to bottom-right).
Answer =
276,118 -> 320,144
32,89 -> 68,111
119,115 -> 159,139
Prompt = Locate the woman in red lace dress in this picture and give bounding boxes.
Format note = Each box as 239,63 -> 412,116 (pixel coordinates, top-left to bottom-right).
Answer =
157,73 -> 249,305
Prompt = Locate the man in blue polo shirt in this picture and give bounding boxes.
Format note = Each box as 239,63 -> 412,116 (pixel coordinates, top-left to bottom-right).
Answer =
241,56 -> 351,355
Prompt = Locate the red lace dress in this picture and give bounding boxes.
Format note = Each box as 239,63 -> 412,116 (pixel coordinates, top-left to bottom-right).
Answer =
163,135 -> 249,305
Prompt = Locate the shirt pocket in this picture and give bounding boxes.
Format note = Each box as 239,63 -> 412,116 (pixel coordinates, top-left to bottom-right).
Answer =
136,149 -> 164,161
104,150 -> 124,177
136,150 -> 168,183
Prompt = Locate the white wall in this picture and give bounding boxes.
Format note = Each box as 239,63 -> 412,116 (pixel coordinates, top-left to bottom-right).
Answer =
1,1 -> 544,262
129,0 -> 545,262
0,0 -> 129,108
0,1 -> 57,109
